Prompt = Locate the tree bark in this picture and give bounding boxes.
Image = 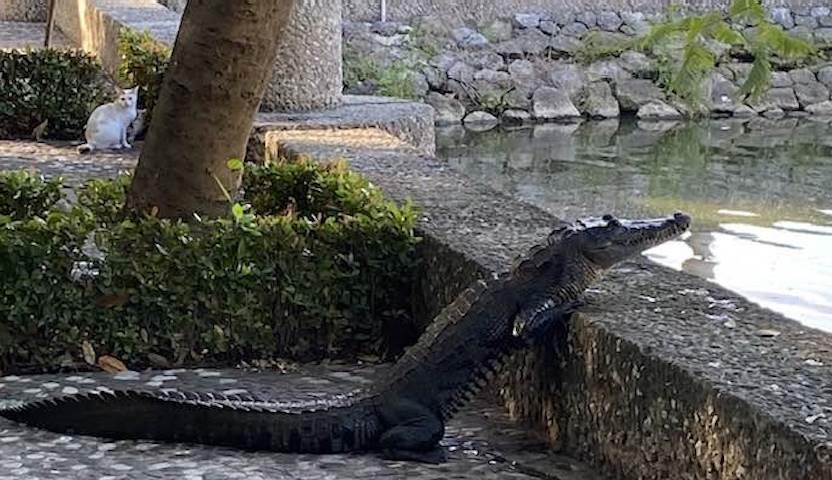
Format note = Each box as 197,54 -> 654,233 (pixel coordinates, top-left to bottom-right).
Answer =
126,0 -> 296,219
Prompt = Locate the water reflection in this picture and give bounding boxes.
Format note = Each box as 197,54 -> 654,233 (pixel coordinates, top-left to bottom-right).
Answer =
437,118 -> 832,332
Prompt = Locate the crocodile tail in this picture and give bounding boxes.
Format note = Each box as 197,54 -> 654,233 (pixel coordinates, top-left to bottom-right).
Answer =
0,389 -> 380,453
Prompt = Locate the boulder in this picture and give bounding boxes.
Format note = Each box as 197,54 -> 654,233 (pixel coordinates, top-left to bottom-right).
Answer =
532,86 -> 582,120
408,71 -> 430,98
597,11 -> 623,31
501,109 -> 532,124
709,73 -> 739,112
621,11 -> 650,34
806,100 -> 832,115
748,87 -> 800,111
731,104 -> 757,117
447,62 -> 475,84
539,20 -> 559,36
770,8 -> 794,29
508,59 -> 540,89
795,15 -> 818,28
504,88 -> 532,110
546,62 -> 587,99
637,100 -> 682,120
771,71 -> 793,88
821,15 -> 832,27
789,68 -> 816,84
818,65 -> 832,88
480,18 -> 513,42
474,68 -> 512,86
586,60 -> 631,82
576,11 -> 597,28
513,13 -> 541,29
794,81 -> 830,107
495,29 -> 550,58
422,65 -> 447,90
618,51 -> 656,77
561,22 -> 589,37
615,79 -> 665,111
812,7 -> 831,17
425,92 -> 466,124
463,111 -> 499,131
816,28 -> 832,44
548,35 -> 581,56
467,51 -> 505,71
579,81 -> 620,118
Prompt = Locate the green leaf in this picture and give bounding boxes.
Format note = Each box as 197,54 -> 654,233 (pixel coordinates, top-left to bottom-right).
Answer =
737,53 -> 772,101
227,158 -> 244,172
729,0 -> 766,24
231,203 -> 245,220
709,21 -> 746,46
754,22 -> 815,60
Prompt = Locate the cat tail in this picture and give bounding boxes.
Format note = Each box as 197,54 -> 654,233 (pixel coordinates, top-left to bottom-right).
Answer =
77,144 -> 94,154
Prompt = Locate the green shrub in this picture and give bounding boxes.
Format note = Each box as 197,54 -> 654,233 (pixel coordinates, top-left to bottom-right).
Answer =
0,170 -> 63,219
117,29 -> 170,124
0,163 -> 420,373
0,49 -> 113,139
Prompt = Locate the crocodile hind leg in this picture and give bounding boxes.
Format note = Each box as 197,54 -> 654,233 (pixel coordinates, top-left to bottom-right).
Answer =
377,399 -> 446,463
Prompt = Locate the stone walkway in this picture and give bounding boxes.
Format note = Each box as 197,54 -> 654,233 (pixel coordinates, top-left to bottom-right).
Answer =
0,22 -> 71,50
0,363 -> 604,480
0,140 -> 138,185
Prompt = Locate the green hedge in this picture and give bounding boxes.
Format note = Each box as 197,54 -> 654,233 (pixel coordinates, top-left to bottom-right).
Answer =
0,49 -> 113,140
118,29 -> 170,125
0,161 -> 420,373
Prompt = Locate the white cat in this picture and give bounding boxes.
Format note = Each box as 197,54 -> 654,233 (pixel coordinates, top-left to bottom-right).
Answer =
77,87 -> 139,154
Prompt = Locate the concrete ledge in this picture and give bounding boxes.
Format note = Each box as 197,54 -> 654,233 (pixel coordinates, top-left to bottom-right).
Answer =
53,0 -> 178,77
261,127 -> 832,478
250,95 -> 437,159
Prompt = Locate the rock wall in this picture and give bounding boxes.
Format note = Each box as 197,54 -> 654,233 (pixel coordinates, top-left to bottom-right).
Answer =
343,7 -> 832,126
343,0 -> 832,24
0,0 -> 46,21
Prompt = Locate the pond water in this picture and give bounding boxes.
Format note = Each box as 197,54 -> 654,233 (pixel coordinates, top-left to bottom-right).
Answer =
436,118 -> 832,333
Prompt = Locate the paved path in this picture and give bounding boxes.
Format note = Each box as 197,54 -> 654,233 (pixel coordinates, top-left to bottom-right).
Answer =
0,140 -> 138,185
0,363 -> 605,480
0,22 -> 71,50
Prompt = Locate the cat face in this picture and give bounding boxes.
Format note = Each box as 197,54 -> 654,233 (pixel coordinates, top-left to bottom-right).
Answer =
116,87 -> 139,109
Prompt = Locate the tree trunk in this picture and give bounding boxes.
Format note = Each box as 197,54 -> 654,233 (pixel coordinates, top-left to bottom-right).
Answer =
126,0 -> 296,219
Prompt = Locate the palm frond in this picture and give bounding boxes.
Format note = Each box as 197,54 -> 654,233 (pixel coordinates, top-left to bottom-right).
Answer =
736,53 -> 771,101
709,21 -> 746,46
670,41 -> 715,106
637,19 -> 687,51
729,0 -> 766,24
754,22 -> 815,60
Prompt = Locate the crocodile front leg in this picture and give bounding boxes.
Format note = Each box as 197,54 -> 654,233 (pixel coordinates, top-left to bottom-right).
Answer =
377,399 -> 446,463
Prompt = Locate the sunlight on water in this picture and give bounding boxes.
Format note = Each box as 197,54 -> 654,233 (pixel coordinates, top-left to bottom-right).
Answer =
438,119 -> 832,332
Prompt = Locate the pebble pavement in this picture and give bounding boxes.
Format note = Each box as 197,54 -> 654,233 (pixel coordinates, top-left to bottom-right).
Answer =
0,363 -> 606,480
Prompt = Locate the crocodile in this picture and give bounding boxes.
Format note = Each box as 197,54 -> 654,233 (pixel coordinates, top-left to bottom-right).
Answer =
0,211 -> 690,463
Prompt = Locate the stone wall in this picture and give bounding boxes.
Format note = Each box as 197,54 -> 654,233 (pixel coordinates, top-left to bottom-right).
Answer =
0,0 -> 45,21
344,7 -> 832,126
344,0 -> 832,24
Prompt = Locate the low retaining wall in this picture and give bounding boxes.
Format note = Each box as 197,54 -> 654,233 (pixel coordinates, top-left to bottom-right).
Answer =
252,120 -> 832,479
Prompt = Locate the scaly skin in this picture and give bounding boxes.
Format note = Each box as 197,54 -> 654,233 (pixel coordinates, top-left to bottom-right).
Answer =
0,212 -> 691,463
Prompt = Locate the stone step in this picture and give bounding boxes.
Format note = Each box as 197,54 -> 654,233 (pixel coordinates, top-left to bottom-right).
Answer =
0,21 -> 70,50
